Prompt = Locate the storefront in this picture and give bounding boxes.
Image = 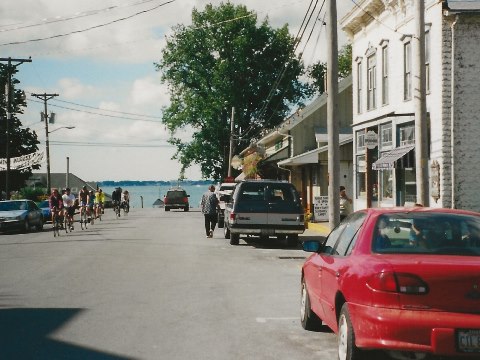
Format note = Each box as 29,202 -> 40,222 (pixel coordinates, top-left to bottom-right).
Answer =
353,115 -> 420,209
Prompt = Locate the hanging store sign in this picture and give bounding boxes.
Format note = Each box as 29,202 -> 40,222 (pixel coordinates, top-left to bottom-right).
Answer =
0,150 -> 45,171
364,130 -> 378,149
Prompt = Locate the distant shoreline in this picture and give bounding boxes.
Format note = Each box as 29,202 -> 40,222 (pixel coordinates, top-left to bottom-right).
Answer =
97,180 -> 214,187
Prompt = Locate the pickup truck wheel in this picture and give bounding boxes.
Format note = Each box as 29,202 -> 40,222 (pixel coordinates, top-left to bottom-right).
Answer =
230,233 -> 239,245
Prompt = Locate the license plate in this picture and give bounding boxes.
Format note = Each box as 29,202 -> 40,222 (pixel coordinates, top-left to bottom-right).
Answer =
457,329 -> 480,353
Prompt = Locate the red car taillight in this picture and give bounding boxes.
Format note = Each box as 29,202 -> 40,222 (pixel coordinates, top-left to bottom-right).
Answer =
367,272 -> 429,295
183,197 -> 188,203
229,212 -> 236,221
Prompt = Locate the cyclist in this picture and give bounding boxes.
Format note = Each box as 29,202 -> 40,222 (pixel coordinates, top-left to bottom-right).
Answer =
121,190 -> 130,213
112,187 -> 122,216
94,188 -> 105,219
78,186 -> 89,224
62,187 -> 76,230
49,188 -> 64,227
87,190 -> 95,224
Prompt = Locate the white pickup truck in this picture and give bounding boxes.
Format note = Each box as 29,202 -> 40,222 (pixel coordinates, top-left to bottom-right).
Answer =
216,182 -> 236,228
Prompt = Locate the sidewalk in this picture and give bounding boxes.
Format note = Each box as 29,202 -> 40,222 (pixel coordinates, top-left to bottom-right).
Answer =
304,221 -> 331,236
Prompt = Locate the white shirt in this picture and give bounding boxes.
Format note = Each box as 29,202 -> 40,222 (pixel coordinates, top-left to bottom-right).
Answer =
63,193 -> 76,207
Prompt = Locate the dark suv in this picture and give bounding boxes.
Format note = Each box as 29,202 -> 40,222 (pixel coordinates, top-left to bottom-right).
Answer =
164,188 -> 190,212
223,180 -> 304,246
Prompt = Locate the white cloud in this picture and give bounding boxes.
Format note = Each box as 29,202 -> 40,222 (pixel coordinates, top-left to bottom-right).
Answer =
58,78 -> 96,99
130,75 -> 169,107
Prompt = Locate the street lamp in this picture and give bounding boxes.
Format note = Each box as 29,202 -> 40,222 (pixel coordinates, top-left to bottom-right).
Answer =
46,125 -> 75,194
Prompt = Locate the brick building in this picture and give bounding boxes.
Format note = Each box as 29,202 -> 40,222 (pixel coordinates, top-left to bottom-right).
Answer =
341,0 -> 480,211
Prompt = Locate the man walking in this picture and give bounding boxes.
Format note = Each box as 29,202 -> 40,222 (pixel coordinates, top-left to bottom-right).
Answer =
200,185 -> 220,238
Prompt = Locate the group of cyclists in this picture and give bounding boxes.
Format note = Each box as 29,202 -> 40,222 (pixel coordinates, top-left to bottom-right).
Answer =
48,186 -> 130,231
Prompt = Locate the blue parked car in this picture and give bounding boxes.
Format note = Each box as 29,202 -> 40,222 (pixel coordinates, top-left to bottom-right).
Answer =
0,200 -> 44,233
38,200 -> 51,223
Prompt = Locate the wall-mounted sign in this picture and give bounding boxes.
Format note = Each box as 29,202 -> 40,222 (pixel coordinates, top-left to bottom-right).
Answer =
313,196 -> 329,221
364,130 -> 378,149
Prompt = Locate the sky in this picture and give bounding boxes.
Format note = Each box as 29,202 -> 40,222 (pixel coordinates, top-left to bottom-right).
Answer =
1,0 -> 352,182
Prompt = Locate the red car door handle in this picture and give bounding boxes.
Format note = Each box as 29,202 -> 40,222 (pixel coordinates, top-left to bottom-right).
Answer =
335,272 -> 340,278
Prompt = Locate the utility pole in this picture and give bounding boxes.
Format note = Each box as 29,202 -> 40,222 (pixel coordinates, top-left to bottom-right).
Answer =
0,57 -> 32,199
414,1 -> 428,206
228,107 -> 235,178
326,0 -> 340,227
32,93 -> 59,195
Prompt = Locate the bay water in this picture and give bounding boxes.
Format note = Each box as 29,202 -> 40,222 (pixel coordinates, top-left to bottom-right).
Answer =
99,183 -> 213,209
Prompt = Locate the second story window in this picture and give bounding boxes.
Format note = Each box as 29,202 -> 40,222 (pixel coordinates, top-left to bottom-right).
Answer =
425,28 -> 430,93
404,41 -> 412,101
367,53 -> 377,110
357,60 -> 363,114
382,44 -> 389,105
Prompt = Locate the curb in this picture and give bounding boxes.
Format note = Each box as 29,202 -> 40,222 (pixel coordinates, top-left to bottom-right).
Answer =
306,221 -> 330,235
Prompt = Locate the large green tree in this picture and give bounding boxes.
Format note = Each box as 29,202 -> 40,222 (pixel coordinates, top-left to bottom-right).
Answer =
155,3 -> 311,180
0,64 -> 40,194
308,44 -> 352,95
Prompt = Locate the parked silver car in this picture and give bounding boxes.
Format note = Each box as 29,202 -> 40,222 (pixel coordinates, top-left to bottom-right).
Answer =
0,199 -> 44,233
223,180 -> 305,246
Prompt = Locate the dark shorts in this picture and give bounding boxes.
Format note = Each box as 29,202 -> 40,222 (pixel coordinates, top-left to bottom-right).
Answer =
66,207 -> 75,217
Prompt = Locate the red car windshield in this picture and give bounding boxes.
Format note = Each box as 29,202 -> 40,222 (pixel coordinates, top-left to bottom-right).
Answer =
372,212 -> 480,256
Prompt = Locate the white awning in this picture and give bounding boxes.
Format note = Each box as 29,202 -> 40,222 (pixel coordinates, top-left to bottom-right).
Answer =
372,145 -> 415,170
278,136 -> 353,166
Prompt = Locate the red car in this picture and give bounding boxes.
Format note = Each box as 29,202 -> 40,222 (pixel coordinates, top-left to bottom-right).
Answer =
301,207 -> 480,360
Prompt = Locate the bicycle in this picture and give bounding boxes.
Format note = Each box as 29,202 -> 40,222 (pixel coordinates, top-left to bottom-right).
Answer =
64,210 -> 73,233
122,201 -> 129,216
95,203 -> 102,221
52,208 -> 63,237
80,205 -> 88,230
114,202 -> 121,219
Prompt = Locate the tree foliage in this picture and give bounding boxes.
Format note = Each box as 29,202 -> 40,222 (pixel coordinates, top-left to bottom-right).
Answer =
308,44 -> 352,95
0,64 -> 40,193
155,3 -> 311,180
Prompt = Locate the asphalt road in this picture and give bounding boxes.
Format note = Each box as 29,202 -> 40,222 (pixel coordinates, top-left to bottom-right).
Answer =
0,208 -> 337,360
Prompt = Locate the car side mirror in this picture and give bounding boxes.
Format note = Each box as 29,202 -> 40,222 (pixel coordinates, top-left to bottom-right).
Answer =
302,240 -> 323,253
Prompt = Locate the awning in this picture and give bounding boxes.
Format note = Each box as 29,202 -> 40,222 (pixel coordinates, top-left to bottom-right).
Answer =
277,136 -> 353,166
372,145 -> 415,170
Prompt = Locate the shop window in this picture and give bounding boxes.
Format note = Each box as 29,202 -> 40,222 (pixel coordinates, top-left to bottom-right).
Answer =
356,155 -> 366,197
380,169 -> 393,200
404,168 -> 417,204
380,123 -> 392,147
356,131 -> 365,152
399,123 -> 415,146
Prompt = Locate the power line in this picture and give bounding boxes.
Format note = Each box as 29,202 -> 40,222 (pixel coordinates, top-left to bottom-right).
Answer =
50,140 -> 173,148
53,98 -> 162,119
0,0 -> 176,47
27,98 -> 163,123
0,0 -> 163,33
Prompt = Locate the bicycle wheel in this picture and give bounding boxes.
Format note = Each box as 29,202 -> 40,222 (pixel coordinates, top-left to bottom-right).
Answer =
53,214 -> 59,237
64,215 -> 70,233
81,208 -> 88,230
